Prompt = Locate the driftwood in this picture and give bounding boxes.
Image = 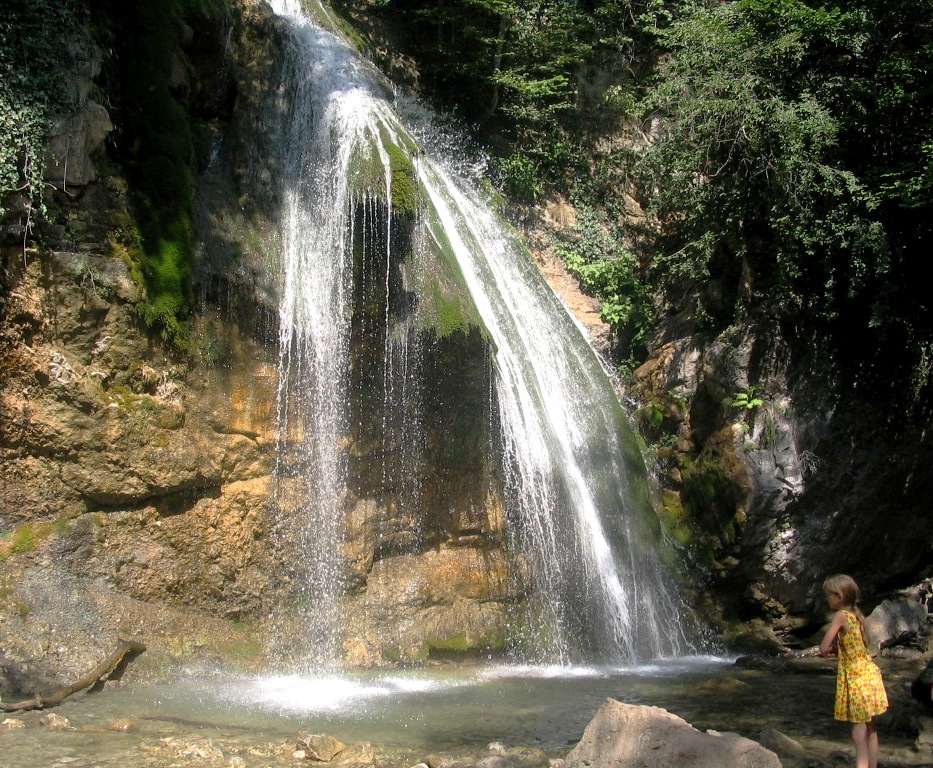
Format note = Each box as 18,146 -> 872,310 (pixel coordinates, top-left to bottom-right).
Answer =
0,637 -> 146,712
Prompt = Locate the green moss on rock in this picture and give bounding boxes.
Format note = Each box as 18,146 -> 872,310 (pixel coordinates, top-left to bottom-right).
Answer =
658,490 -> 693,548
386,143 -> 418,217
679,453 -> 747,570
91,0 -> 214,349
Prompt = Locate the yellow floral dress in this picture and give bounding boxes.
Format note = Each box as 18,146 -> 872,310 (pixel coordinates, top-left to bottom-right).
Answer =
834,610 -> 889,722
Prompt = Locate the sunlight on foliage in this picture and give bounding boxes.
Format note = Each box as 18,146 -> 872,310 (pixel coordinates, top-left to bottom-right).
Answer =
0,0 -> 79,223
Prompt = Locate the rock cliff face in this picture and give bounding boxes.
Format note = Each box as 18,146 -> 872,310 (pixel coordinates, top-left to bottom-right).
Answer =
626,316 -> 933,648
0,0 -> 522,683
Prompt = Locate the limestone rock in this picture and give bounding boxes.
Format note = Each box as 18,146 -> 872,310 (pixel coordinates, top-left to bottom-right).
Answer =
105,718 -> 135,731
296,733 -> 346,761
866,598 -> 928,650
425,745 -> 550,768
334,742 -> 376,764
564,699 -> 781,768
39,712 -> 72,730
340,546 -> 526,662
758,728 -> 810,760
44,102 -> 113,187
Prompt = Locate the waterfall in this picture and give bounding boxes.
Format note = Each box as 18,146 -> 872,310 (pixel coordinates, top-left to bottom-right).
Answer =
267,0 -> 695,667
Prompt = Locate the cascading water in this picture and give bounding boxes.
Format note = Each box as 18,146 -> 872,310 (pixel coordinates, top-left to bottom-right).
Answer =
268,0 -> 696,668
410,152 -> 693,661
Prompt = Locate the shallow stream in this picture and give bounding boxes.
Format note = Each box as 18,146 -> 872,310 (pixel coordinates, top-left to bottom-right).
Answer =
1,656 -> 928,768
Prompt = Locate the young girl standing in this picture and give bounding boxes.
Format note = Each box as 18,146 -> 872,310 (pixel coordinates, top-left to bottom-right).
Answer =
820,574 -> 889,768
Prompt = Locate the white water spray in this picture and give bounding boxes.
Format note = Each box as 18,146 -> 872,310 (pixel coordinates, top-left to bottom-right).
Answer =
268,0 -> 695,666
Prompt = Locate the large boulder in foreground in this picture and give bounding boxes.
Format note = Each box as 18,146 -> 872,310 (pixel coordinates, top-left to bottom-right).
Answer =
565,699 -> 781,768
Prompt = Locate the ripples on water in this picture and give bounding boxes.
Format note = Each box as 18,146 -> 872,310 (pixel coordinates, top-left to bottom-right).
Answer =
0,656 -> 925,767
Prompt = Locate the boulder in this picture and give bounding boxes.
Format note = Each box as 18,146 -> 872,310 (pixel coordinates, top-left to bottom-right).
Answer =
865,599 -> 928,650
758,728 -> 810,761
43,101 -> 113,187
564,699 -> 781,768
297,733 -> 346,761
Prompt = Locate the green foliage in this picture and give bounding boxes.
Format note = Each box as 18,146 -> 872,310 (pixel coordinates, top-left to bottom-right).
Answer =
635,1 -> 876,314
552,204 -> 652,360
89,0 -> 206,350
0,519 -> 68,559
681,455 -> 743,554
363,0 -> 933,415
497,152 -> 542,203
0,0 -> 79,220
731,386 -> 764,412
372,0 -> 609,184
631,0 -> 933,411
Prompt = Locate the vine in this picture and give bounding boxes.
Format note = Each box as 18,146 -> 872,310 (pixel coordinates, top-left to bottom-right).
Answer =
0,0 -> 80,230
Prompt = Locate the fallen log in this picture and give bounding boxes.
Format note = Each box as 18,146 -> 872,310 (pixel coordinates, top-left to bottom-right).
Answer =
0,637 -> 146,712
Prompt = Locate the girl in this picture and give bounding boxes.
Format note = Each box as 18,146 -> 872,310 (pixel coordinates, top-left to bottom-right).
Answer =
820,574 -> 889,768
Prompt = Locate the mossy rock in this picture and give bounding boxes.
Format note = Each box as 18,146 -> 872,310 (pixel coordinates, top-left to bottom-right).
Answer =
658,489 -> 693,548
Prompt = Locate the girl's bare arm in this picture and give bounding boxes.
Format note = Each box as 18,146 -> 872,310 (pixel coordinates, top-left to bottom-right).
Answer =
820,610 -> 847,657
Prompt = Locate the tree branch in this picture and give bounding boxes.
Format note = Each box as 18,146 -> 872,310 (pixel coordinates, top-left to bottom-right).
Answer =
0,638 -> 146,712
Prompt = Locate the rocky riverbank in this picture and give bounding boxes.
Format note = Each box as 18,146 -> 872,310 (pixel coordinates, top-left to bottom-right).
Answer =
2,653 -> 933,768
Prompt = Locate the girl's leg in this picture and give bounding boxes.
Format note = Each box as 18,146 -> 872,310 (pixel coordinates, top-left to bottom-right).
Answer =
866,719 -> 879,768
851,722 -> 869,768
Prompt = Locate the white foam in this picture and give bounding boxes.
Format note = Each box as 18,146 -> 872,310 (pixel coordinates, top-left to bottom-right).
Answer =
212,671 -> 476,714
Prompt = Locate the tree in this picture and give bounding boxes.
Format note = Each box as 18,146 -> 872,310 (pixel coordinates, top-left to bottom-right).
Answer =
636,1 -> 878,322
633,0 -> 933,411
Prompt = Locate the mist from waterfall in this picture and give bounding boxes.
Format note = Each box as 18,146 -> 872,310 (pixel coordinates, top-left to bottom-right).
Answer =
267,0 -> 696,667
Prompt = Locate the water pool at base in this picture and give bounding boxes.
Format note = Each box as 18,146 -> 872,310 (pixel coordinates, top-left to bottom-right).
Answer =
0,656 -> 927,768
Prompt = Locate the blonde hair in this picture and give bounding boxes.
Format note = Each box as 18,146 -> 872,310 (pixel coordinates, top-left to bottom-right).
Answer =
823,573 -> 870,646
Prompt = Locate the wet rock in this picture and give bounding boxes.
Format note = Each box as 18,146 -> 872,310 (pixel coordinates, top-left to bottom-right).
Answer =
177,738 -> 224,761
140,736 -> 226,761
914,716 -> 933,764
247,744 -> 279,757
910,657 -> 933,708
104,718 -> 135,731
340,546 -> 524,663
425,744 -> 551,768
564,698 -> 782,768
425,747 -> 490,768
490,746 -> 550,768
477,757 -> 512,768
881,646 -> 924,660
39,712 -> 72,730
335,742 -> 375,764
296,733 -> 346,761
